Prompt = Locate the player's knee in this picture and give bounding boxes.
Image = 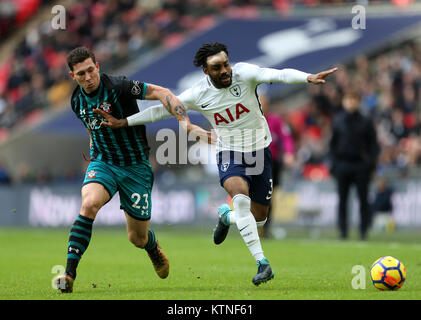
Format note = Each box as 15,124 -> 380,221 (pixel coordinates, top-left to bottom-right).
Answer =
128,232 -> 148,248
80,198 -> 102,219
223,177 -> 249,198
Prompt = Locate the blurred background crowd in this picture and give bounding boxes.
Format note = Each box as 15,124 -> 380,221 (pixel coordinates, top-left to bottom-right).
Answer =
0,0 -> 419,186
288,41 -> 421,180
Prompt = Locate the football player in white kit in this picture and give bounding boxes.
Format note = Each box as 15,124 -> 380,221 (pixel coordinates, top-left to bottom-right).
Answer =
95,43 -> 337,285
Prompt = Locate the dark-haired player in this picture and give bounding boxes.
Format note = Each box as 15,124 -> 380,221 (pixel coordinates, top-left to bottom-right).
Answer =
95,42 -> 337,285
53,47 -> 211,293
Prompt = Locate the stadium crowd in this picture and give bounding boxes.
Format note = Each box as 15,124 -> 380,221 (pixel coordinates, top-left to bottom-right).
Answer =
286,41 -> 421,180
0,0 -> 419,184
0,0 -> 46,39
0,0 -> 412,132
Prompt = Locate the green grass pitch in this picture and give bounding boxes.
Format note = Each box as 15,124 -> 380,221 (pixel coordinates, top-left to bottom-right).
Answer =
0,226 -> 420,300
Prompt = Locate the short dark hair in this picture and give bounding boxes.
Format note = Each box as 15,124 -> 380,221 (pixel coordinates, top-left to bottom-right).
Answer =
67,47 -> 96,71
343,88 -> 360,102
193,42 -> 228,67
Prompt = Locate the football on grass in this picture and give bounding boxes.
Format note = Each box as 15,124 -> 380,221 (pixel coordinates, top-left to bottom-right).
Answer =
370,256 -> 406,291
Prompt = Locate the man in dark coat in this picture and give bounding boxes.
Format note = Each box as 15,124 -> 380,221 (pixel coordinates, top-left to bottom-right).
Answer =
329,90 -> 380,240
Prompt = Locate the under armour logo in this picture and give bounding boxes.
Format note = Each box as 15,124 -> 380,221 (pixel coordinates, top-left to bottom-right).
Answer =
68,247 -> 80,254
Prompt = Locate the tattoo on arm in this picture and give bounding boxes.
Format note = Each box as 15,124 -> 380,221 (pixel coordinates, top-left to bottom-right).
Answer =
165,94 -> 187,118
165,95 -> 172,112
174,105 -> 186,117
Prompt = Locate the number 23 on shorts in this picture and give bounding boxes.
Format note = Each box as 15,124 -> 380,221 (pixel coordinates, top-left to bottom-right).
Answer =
131,192 -> 150,216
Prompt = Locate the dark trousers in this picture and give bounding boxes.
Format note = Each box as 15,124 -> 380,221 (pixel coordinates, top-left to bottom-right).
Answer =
334,168 -> 372,239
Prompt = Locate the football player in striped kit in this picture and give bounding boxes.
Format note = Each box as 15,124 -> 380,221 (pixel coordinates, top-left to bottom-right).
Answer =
95,43 -> 337,286
54,47 -> 211,293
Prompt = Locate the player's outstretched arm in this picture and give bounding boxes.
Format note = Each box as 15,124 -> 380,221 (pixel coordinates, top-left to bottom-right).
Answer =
93,104 -> 172,129
93,85 -> 215,144
144,84 -> 189,127
306,67 -> 338,84
242,62 -> 338,85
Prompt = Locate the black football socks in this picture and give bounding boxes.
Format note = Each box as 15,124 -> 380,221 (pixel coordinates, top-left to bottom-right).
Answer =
144,229 -> 157,252
65,215 -> 94,279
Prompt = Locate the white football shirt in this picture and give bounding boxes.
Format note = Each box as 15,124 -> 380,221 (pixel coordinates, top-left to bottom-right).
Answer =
177,62 -> 309,152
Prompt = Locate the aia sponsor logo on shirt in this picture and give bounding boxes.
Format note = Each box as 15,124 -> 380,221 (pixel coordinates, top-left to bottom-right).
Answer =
214,103 -> 250,125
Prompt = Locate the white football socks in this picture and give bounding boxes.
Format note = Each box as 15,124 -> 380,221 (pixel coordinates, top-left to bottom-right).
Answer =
228,213 -> 266,228
232,194 -> 264,262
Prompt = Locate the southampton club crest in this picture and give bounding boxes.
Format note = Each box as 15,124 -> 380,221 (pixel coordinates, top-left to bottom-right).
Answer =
86,170 -> 97,179
229,85 -> 241,97
99,102 -> 111,113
